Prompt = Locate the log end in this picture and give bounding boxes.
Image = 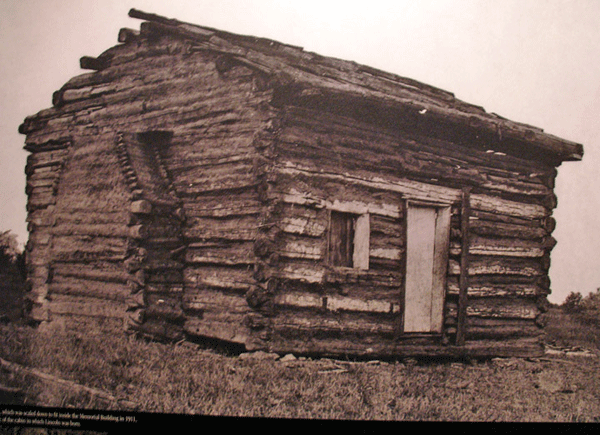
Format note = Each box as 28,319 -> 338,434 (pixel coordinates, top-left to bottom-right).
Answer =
118,28 -> 140,44
80,55 -> 111,71
131,200 -> 152,215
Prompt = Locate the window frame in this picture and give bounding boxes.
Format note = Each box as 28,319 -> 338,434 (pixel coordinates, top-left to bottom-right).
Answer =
327,209 -> 370,270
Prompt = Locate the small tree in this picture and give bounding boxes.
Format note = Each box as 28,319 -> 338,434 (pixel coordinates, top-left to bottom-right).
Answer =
0,230 -> 26,322
0,230 -> 21,265
563,291 -> 583,313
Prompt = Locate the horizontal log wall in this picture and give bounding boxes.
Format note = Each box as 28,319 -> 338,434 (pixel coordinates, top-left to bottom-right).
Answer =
24,145 -> 71,321
23,33 -> 274,340
44,134 -> 132,329
264,105 -> 556,357
151,54 -> 274,347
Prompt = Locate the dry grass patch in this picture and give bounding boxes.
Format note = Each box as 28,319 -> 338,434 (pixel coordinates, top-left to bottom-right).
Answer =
1,309 -> 600,422
544,306 -> 600,352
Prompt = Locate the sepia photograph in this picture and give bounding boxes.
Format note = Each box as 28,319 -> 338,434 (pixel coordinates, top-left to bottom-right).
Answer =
1,0 -> 599,429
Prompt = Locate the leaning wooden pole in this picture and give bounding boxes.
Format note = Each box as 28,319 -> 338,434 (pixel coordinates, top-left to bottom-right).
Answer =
0,357 -> 137,410
456,187 -> 471,346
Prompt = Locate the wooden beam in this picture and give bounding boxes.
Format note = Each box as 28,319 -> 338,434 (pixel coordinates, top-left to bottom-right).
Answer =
139,20 -> 213,41
283,85 -> 584,164
456,187 -> 471,345
118,28 -> 140,43
128,8 -> 181,26
79,56 -> 111,71
0,357 -> 137,410
397,198 -> 408,338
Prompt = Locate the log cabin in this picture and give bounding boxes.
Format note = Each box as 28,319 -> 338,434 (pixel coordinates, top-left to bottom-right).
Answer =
19,9 -> 583,359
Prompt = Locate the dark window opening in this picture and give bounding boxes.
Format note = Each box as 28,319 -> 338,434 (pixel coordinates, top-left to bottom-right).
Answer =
329,211 -> 356,267
328,211 -> 370,269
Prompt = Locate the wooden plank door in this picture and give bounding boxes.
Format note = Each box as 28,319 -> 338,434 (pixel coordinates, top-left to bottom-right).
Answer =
404,204 -> 450,333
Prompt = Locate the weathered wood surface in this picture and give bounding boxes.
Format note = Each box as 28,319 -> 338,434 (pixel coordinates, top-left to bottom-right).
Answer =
130,9 -> 582,163
51,262 -> 129,283
445,318 -> 543,340
448,257 -> 543,277
184,317 -> 252,346
467,223 -> 547,243
184,215 -> 259,241
24,57 -> 270,147
446,298 -> 540,320
272,308 -> 398,337
184,265 -> 256,290
404,205 -> 444,333
275,162 -> 550,220
51,235 -> 128,262
20,35 -> 273,337
50,279 -> 129,302
446,280 -> 544,298
273,292 -> 400,315
183,196 -> 262,218
449,237 -> 546,257
23,147 -> 72,322
268,334 -> 544,359
49,294 -> 126,319
277,110 -> 558,198
456,188 -> 471,345
118,28 -> 140,44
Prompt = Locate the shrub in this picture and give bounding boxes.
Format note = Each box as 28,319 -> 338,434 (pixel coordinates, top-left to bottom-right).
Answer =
559,289 -> 600,336
563,292 -> 583,313
0,230 -> 21,264
580,288 -> 600,312
0,230 -> 26,322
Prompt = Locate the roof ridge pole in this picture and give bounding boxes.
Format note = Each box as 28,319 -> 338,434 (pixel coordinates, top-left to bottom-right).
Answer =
128,8 -> 178,26
455,186 -> 471,346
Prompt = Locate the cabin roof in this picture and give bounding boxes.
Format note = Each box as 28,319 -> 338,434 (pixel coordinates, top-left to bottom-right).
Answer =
21,8 -> 584,163
122,9 -> 582,163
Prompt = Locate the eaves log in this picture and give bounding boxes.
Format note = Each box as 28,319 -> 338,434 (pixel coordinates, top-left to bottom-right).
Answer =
276,85 -> 583,164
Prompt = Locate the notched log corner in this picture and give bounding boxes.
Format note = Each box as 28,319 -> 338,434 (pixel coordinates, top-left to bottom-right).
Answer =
245,286 -> 274,315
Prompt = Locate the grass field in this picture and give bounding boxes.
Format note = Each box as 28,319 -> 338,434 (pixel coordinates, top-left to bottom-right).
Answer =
1,306 -> 600,423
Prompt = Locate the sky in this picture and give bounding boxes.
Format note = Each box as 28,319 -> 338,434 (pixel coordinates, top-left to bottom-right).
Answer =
1,0 -> 598,304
